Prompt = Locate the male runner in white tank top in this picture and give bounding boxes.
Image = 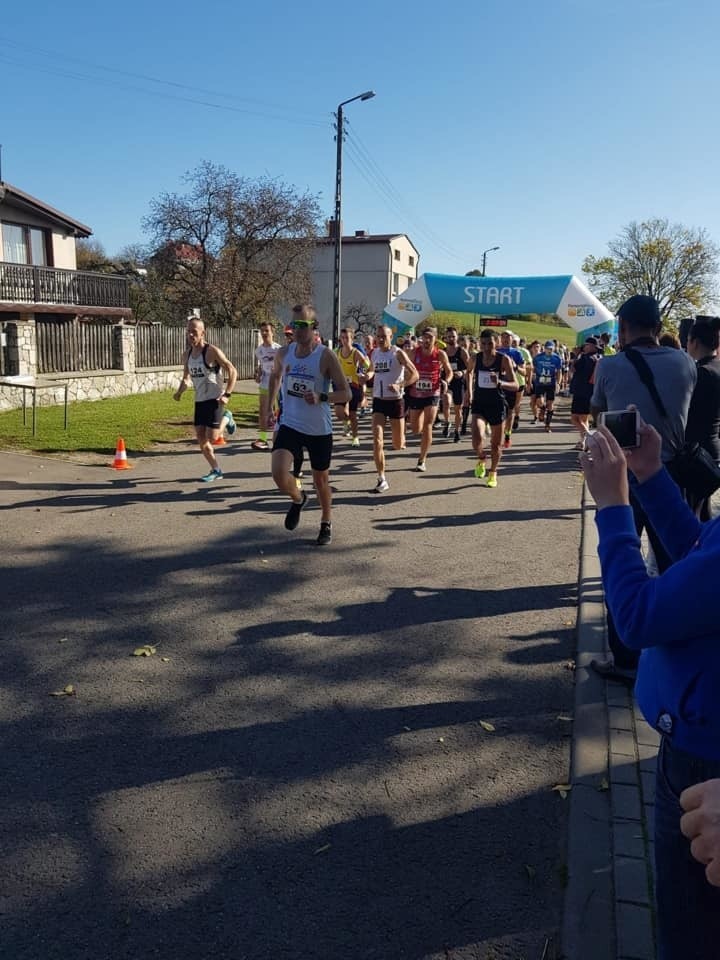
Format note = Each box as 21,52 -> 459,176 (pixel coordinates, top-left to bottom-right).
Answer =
268,305 -> 350,546
173,317 -> 237,482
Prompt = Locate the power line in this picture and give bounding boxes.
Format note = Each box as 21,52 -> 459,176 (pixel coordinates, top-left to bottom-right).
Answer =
344,123 -> 465,261
0,39 -> 327,127
342,131 -> 463,262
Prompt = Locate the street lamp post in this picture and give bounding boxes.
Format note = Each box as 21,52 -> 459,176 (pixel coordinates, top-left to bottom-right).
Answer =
481,245 -> 500,277
332,90 -> 376,345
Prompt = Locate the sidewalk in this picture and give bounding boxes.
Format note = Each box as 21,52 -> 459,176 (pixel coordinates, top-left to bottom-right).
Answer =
563,488 -> 659,960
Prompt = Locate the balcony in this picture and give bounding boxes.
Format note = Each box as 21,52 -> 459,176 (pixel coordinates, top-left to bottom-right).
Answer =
0,261 -> 130,312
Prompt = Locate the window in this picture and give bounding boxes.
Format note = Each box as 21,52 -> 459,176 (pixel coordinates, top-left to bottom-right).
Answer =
1,221 -> 49,266
408,255 -> 415,267
393,249 -> 400,261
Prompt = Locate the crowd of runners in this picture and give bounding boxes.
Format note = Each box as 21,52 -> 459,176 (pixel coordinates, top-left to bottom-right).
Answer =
174,309 -> 603,543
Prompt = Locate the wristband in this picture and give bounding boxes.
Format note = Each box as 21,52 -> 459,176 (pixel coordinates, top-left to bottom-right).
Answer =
319,392 -> 329,403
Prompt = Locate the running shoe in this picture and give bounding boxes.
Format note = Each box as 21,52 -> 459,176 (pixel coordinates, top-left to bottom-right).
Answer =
351,436 -> 360,447
442,421 -> 449,438
201,468 -> 223,483
225,410 -> 236,435
251,439 -> 270,450
372,478 -> 390,493
453,430 -> 460,443
503,435 -> 511,449
415,460 -> 427,472
545,425 -> 552,433
284,490 -> 308,530
474,460 -> 487,479
316,521 -> 332,546
486,473 -> 498,488
531,417 -> 537,425
343,422 -> 352,438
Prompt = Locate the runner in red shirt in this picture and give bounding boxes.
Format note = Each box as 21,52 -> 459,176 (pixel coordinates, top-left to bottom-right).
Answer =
406,326 -> 453,472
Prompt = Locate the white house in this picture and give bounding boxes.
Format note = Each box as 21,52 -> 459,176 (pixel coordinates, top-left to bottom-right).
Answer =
310,227 -> 420,338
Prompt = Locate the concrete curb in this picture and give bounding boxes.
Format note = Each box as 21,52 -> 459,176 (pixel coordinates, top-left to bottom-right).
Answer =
562,487 -> 658,960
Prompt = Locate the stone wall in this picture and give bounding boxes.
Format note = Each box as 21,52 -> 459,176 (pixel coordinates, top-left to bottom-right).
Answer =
0,319 -> 183,411
0,368 -> 183,412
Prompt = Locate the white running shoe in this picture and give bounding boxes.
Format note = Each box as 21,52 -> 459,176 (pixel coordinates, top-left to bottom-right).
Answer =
372,478 -> 390,493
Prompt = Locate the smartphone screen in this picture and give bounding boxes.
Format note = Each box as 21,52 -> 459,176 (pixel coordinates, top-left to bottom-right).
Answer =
601,411 -> 639,448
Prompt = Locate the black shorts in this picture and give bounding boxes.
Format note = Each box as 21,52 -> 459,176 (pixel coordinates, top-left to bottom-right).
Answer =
372,397 -> 405,420
407,395 -> 440,411
471,400 -> 507,427
273,424 -> 333,472
194,398 -> 223,429
349,384 -> 363,412
449,378 -> 465,405
571,395 -> 592,415
534,382 -> 556,401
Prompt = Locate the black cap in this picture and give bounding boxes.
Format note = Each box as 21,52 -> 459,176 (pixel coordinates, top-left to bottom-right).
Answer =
584,336 -> 599,346
617,294 -> 661,329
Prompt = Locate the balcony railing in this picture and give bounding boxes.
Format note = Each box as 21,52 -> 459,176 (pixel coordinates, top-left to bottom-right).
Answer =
0,262 -> 130,309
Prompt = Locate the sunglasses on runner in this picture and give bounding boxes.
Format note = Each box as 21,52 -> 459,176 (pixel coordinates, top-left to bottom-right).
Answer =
292,320 -> 314,329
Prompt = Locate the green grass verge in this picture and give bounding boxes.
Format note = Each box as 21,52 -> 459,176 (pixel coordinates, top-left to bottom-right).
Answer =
0,390 -> 258,455
426,312 -> 578,346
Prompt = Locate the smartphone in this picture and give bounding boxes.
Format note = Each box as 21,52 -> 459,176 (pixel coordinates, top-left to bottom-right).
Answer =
599,409 -> 640,448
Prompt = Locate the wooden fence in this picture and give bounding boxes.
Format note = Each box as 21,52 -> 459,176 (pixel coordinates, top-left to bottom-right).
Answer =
135,325 -> 258,377
37,318 -> 114,374
33,320 -> 258,377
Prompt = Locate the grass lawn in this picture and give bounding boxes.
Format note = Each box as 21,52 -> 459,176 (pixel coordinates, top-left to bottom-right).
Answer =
426,312 -> 578,346
0,390 -> 258,456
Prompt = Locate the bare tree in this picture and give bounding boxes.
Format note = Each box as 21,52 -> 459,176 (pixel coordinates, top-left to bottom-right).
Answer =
342,301 -> 382,335
142,161 -> 322,325
582,218 -> 719,321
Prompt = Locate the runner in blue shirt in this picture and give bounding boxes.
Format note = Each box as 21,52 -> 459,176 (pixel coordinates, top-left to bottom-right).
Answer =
533,341 -> 563,432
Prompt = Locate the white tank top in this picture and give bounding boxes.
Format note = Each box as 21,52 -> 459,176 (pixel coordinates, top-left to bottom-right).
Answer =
255,341 -> 280,390
280,343 -> 332,436
187,345 -> 224,402
371,347 -> 404,399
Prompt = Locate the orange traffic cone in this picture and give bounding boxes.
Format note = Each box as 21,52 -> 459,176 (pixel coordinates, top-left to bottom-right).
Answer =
212,435 -> 227,447
110,437 -> 132,470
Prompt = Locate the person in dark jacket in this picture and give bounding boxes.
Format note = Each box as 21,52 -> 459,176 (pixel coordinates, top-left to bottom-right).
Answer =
581,417 -> 720,959
685,316 -> 720,519
569,336 -> 600,448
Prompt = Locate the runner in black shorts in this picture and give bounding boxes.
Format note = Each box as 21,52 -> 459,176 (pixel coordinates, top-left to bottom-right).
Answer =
442,327 -> 469,442
466,329 -> 518,488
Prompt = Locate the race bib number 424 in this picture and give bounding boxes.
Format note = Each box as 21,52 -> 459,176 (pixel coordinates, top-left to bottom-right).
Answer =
416,378 -> 433,392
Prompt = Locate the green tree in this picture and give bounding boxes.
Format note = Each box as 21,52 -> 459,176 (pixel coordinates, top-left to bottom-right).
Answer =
582,218 -> 719,321
142,160 -> 322,325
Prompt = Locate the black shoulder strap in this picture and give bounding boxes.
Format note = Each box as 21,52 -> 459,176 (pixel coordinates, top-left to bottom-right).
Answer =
623,347 -> 668,419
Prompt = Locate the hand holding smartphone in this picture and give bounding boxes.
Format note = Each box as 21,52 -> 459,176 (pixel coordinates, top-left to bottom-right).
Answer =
598,409 -> 641,449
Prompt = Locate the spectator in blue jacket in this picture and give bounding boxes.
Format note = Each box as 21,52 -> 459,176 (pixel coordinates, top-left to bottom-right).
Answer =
581,416 -> 720,959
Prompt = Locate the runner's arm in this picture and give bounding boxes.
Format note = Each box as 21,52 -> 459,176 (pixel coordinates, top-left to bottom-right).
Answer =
206,345 -> 238,400
399,349 -> 419,388
267,347 -> 287,411
173,352 -> 191,400
465,355 -> 476,405
499,355 -> 519,390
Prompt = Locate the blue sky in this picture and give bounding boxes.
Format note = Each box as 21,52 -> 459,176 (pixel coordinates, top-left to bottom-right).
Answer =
3,0 -> 719,284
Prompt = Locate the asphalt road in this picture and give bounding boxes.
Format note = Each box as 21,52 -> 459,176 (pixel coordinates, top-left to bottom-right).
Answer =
1,402 -> 583,960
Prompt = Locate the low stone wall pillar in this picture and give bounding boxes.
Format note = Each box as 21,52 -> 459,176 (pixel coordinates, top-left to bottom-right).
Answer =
6,316 -> 38,377
112,324 -> 136,373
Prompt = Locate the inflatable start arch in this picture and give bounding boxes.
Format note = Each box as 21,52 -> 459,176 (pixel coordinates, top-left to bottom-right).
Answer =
382,273 -> 615,342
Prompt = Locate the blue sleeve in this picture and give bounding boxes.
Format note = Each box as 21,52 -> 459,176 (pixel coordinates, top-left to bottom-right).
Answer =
596,505 -> 716,650
632,468 -> 702,561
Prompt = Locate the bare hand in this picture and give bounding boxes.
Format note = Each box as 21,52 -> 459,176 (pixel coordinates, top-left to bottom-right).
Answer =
680,779 -> 720,887
304,391 -> 319,405
580,426 -> 630,509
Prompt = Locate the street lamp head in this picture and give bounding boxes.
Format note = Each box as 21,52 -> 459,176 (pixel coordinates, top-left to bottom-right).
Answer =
491,245 -> 500,252
360,90 -> 376,101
